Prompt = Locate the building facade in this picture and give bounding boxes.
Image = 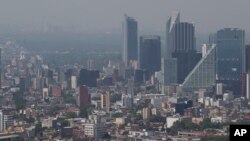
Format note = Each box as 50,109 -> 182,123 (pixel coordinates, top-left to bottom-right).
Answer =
139,35 -> 161,75
182,44 -> 216,90
246,45 -> 250,72
123,14 -> 138,66
216,28 -> 245,94
79,85 -> 90,107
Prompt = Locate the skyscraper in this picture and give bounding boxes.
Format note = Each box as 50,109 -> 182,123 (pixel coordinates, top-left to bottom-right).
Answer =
246,45 -> 250,72
123,14 -> 138,66
101,92 -> 110,112
182,44 -> 216,90
216,28 -> 245,94
78,69 -> 99,87
165,12 -> 199,84
166,12 -> 180,58
79,85 -> 90,107
172,51 -> 201,84
166,12 -> 196,58
139,35 -> 161,75
161,58 -> 177,86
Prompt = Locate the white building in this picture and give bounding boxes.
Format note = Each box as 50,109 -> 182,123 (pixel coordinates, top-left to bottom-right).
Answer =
42,88 -> 49,100
216,83 -> 224,95
71,76 -> 77,90
223,92 -> 234,101
3,114 -> 14,131
84,115 -> 106,139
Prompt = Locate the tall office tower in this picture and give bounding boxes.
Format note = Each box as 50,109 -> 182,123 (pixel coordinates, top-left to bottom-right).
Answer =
166,12 -> 180,58
182,44 -> 216,90
216,28 -> 245,94
79,85 -> 90,107
246,72 -> 250,100
101,92 -> 110,112
139,35 -> 161,75
161,58 -> 177,86
166,12 -> 196,58
246,45 -> 250,72
123,14 -> 138,66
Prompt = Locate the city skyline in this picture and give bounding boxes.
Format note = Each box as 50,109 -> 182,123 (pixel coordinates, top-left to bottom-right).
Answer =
0,0 -> 250,35
1,1 -> 250,140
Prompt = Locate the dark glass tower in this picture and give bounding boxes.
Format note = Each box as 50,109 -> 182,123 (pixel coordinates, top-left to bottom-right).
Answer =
123,14 -> 138,66
216,28 -> 245,94
139,36 -> 161,75
246,45 -> 250,72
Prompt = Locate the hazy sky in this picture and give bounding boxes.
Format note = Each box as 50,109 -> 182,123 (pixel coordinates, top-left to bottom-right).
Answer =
0,0 -> 250,33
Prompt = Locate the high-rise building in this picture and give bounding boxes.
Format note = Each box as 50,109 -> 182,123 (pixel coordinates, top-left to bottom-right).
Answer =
172,51 -> 202,84
79,85 -> 90,107
161,58 -> 177,86
78,69 -> 99,87
166,12 -> 195,58
216,28 -> 245,94
166,12 -> 180,58
71,76 -> 77,90
101,92 -> 110,112
182,44 -> 216,90
246,45 -> 250,72
123,14 -> 138,66
122,94 -> 133,108
139,35 -> 161,75
3,115 -> 13,131
84,116 -> 105,139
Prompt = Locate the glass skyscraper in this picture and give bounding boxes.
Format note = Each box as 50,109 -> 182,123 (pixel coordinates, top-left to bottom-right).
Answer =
166,12 -> 196,58
123,14 -> 138,66
216,28 -> 245,94
139,35 -> 161,75
246,45 -> 250,72
182,44 -> 216,90
161,58 -> 177,86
